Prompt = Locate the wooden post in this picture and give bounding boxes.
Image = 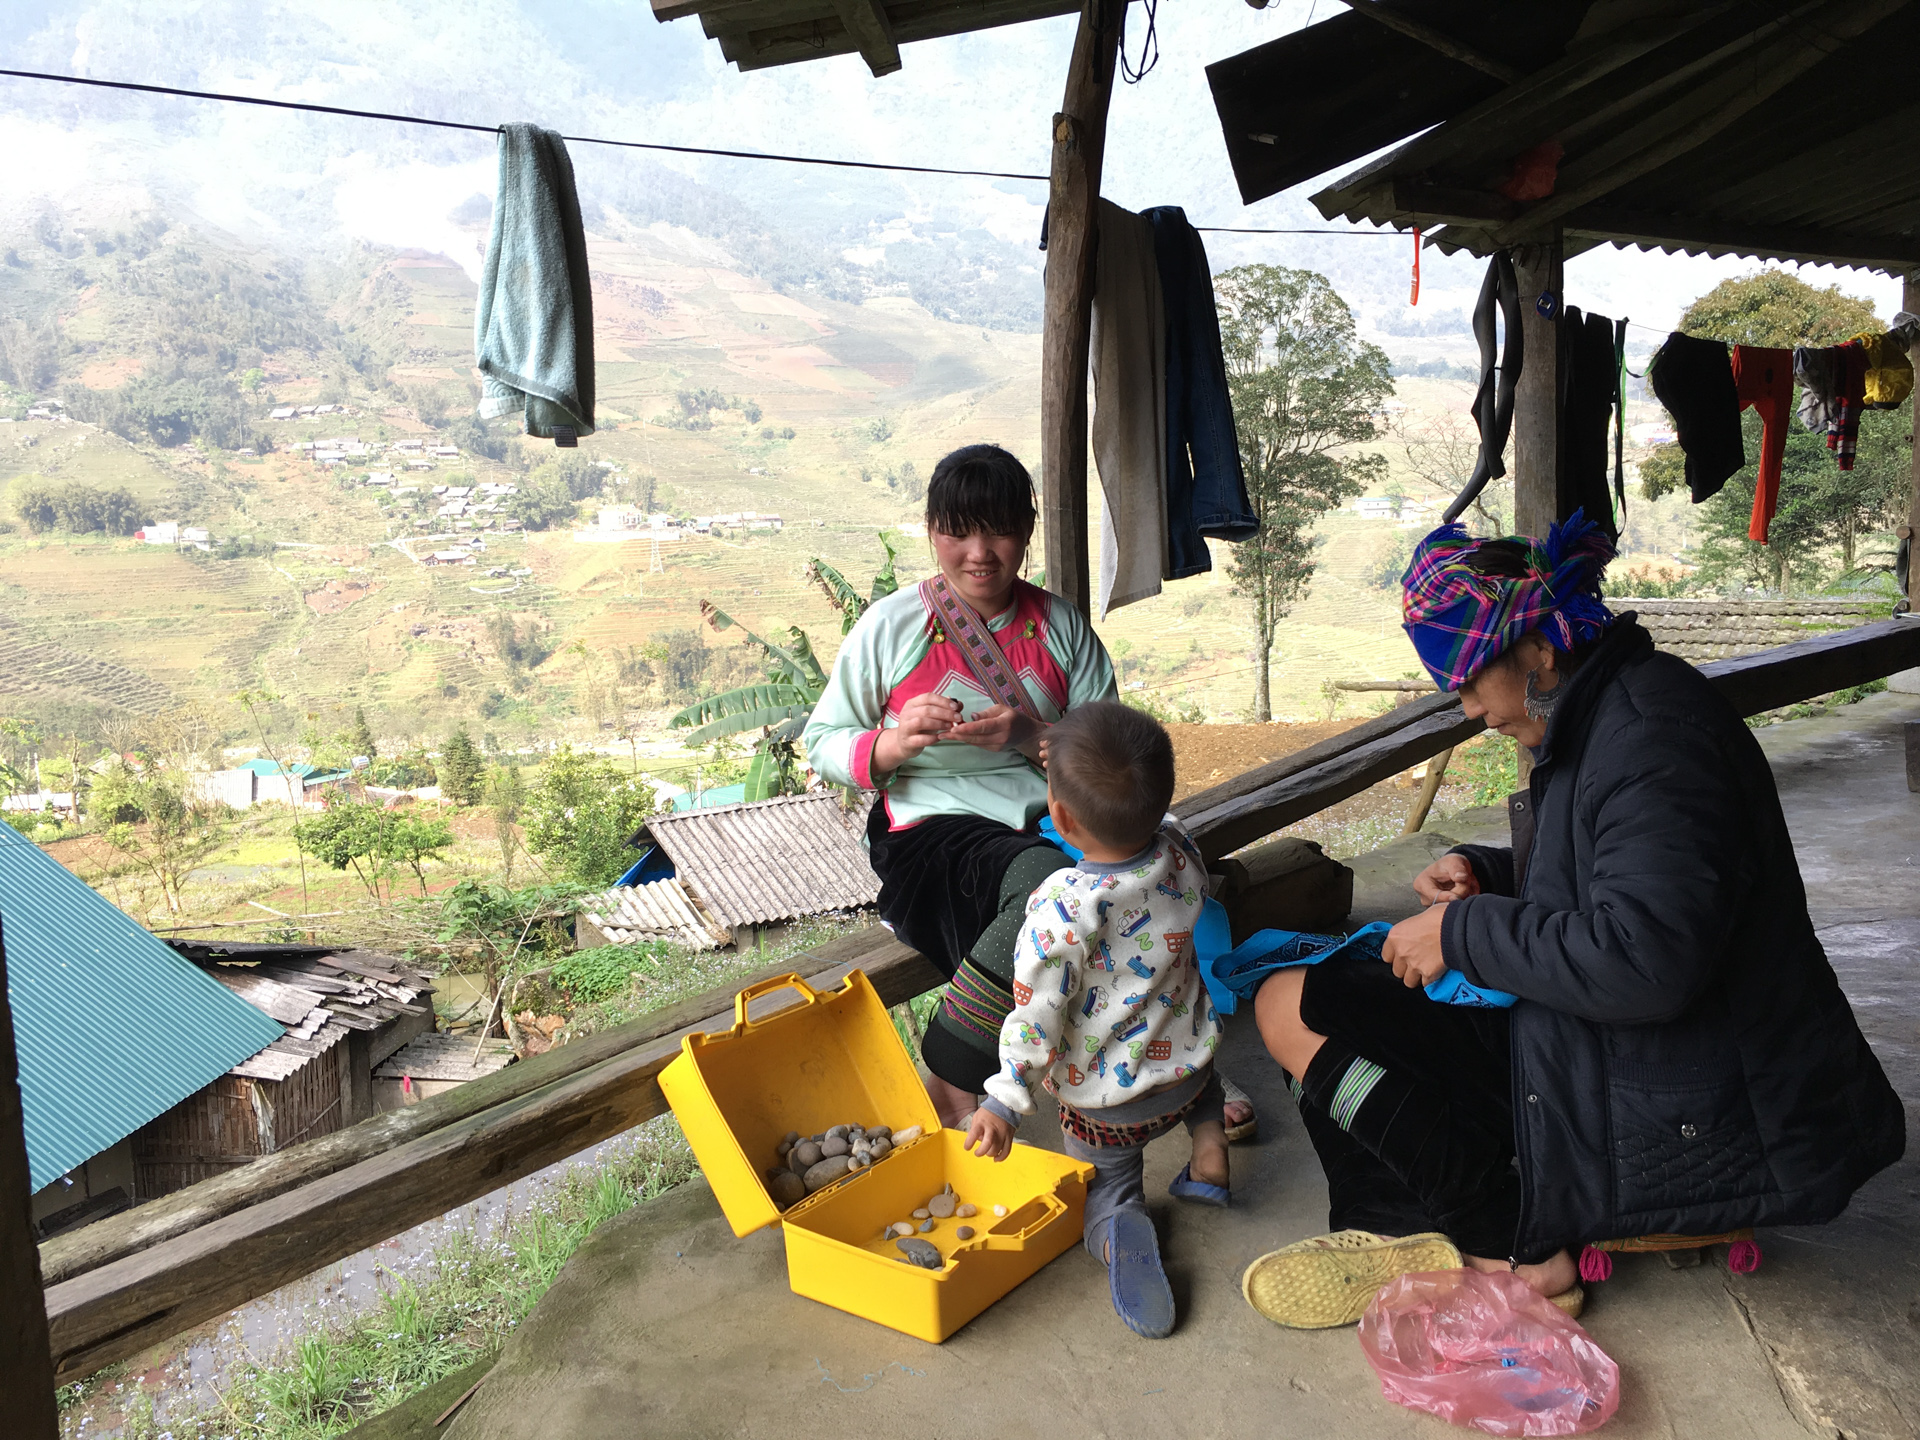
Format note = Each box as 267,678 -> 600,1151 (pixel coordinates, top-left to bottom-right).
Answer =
1040,0 -> 1123,617
1905,273 -> 1920,611
1511,235 -> 1564,538
0,922 -> 60,1439
1403,746 -> 1455,835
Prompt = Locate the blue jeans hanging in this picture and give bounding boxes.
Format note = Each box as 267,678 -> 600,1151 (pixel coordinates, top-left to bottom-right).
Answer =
1144,206 -> 1258,578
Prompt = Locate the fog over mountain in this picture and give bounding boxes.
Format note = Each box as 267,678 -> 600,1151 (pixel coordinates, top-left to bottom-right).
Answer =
1,0 -> 1901,352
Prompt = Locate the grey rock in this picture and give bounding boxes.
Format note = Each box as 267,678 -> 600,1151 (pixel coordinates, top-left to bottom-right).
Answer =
793,1140 -> 823,1168
768,1171 -> 807,1209
955,1226 -> 975,1241
788,1148 -> 809,1176
803,1155 -> 852,1192
955,1203 -> 977,1218
912,1207 -> 930,1220
866,1125 -> 891,1140
825,1124 -> 850,1141
918,1218 -> 935,1233
782,1130 -> 800,1145
928,1193 -> 956,1218
820,1135 -> 850,1158
895,1237 -> 942,1269
867,1137 -> 891,1159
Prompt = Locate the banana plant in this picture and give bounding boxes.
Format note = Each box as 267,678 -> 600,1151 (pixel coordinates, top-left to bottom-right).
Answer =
670,537 -> 898,801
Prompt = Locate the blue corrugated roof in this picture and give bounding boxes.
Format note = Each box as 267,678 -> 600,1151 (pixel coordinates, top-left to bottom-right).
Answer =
240,759 -> 320,778
0,825 -> 285,1191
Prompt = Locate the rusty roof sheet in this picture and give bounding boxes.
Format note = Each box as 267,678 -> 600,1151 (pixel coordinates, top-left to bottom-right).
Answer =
581,878 -> 731,950
636,791 -> 879,928
168,941 -> 436,1084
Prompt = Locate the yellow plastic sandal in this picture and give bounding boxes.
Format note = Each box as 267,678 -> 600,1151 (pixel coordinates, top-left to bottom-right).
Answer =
1242,1230 -> 1463,1329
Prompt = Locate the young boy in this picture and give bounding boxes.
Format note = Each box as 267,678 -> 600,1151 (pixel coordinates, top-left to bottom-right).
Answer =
965,701 -> 1227,1339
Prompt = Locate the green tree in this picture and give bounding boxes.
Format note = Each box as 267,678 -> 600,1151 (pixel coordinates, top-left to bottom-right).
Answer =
347,707 -> 378,762
1216,265 -> 1394,722
523,747 -> 656,885
294,798 -> 453,901
440,727 -> 485,806
506,473 -> 577,531
97,762 -> 227,914
1661,270 -> 1902,591
486,763 -> 528,881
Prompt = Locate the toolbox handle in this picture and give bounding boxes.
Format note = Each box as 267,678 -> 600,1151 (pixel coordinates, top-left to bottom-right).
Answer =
731,972 -> 827,1032
979,1193 -> 1067,1251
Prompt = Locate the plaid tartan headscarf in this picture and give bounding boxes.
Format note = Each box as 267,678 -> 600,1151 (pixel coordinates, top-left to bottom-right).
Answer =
1401,510 -> 1617,691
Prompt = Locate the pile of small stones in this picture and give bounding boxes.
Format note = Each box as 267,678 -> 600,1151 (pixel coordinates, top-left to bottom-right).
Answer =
764,1122 -> 927,1209
885,1185 -> 1008,1265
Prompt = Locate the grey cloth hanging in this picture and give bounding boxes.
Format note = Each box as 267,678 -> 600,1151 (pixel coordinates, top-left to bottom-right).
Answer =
475,123 -> 595,443
1444,250 -> 1523,525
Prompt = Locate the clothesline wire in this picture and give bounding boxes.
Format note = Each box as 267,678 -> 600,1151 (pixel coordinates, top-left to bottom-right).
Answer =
0,68 -> 1521,243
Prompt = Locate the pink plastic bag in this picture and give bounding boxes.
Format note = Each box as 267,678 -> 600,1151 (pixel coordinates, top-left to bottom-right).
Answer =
1358,1269 -> 1621,1436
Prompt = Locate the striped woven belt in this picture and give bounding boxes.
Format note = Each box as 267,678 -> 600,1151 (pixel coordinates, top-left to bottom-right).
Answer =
938,958 -> 1016,1047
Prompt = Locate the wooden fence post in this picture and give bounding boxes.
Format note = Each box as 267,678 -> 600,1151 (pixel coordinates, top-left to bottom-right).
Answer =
1040,0 -> 1123,617
1,920 -> 60,1439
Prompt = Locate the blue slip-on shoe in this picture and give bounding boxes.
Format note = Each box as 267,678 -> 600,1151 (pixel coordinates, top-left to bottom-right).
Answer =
1106,1209 -> 1176,1339
1168,1161 -> 1231,1208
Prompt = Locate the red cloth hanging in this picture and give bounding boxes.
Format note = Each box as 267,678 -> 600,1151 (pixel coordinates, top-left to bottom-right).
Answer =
1734,345 -> 1793,543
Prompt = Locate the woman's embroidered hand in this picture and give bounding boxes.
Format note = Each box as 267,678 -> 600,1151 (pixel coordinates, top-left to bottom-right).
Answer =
1384,904 -> 1451,989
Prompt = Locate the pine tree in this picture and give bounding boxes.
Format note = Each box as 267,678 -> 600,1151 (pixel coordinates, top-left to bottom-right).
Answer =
348,706 -> 378,761
441,727 -> 485,806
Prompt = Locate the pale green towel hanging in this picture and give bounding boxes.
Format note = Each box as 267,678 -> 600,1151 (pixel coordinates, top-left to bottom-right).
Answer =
475,122 -> 595,439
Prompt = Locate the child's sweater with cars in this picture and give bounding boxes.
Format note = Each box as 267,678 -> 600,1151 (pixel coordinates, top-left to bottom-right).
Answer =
981,819 -> 1220,1125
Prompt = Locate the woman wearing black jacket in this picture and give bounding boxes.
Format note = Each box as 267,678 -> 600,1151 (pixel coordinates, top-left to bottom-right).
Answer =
1244,515 -> 1905,1328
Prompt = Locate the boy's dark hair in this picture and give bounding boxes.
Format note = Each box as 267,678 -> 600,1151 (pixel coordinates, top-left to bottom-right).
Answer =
925,444 -> 1037,539
1046,701 -> 1175,852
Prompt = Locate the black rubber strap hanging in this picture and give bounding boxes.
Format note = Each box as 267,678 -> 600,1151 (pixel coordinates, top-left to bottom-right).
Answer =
1443,250 -> 1523,525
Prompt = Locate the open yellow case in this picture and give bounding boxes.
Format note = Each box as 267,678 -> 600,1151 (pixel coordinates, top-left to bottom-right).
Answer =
659,970 -> 1093,1342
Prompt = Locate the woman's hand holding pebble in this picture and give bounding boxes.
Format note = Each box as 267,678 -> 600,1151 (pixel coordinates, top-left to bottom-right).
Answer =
1413,853 -> 1482,907
872,693 -> 962,774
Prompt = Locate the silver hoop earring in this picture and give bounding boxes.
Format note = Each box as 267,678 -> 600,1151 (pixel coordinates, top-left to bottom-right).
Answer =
1524,670 -> 1561,722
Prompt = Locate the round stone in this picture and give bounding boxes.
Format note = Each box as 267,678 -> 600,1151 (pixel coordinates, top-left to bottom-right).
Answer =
820,1135 -> 850,1158
793,1140 -> 823,1168
992,1204 -> 1009,1217
803,1155 -> 852,1192
955,1204 -> 977,1218
892,1125 -> 924,1146
826,1124 -> 850,1141
788,1148 -> 810,1176
768,1171 -> 807,1209
928,1193 -> 956,1218
776,1138 -> 793,1158
782,1131 -> 800,1145
866,1125 -> 891,1140
912,1207 -> 930,1220
890,1221 -> 915,1238
867,1137 -> 891,1159
895,1237 -> 941,1269
955,1226 -> 975,1241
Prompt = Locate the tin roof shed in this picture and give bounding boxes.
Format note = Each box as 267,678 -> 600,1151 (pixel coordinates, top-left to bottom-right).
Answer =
624,791 -> 879,929
0,826 -> 283,1191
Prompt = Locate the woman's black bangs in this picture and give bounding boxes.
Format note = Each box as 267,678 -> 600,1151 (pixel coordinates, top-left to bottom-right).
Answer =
925,452 -> 1035,537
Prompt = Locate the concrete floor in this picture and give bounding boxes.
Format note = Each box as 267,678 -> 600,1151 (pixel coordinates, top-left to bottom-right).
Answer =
441,695 -> 1920,1440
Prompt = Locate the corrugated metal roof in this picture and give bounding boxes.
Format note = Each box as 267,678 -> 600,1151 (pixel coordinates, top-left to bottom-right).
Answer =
635,791 -> 880,928
581,878 -> 731,950
0,826 -> 284,1191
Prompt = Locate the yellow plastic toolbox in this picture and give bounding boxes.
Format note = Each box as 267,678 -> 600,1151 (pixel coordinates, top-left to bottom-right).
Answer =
659,970 -> 1092,1342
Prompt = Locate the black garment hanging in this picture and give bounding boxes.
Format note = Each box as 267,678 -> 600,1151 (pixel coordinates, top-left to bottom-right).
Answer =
1557,306 -> 1622,539
1444,250 -> 1523,525
1647,332 -> 1745,503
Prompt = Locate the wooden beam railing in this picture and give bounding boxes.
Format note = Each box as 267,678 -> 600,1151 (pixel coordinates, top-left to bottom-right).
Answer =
36,614 -> 1920,1383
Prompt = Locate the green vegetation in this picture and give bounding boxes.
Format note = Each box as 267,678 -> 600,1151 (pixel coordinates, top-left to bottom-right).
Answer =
1217,264 -> 1395,722
521,747 -> 655,885
12,480 -> 146,535
439,727 -> 484,805
292,799 -> 455,901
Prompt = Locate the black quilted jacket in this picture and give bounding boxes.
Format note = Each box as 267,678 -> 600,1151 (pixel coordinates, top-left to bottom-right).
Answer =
1444,618 -> 1904,1255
